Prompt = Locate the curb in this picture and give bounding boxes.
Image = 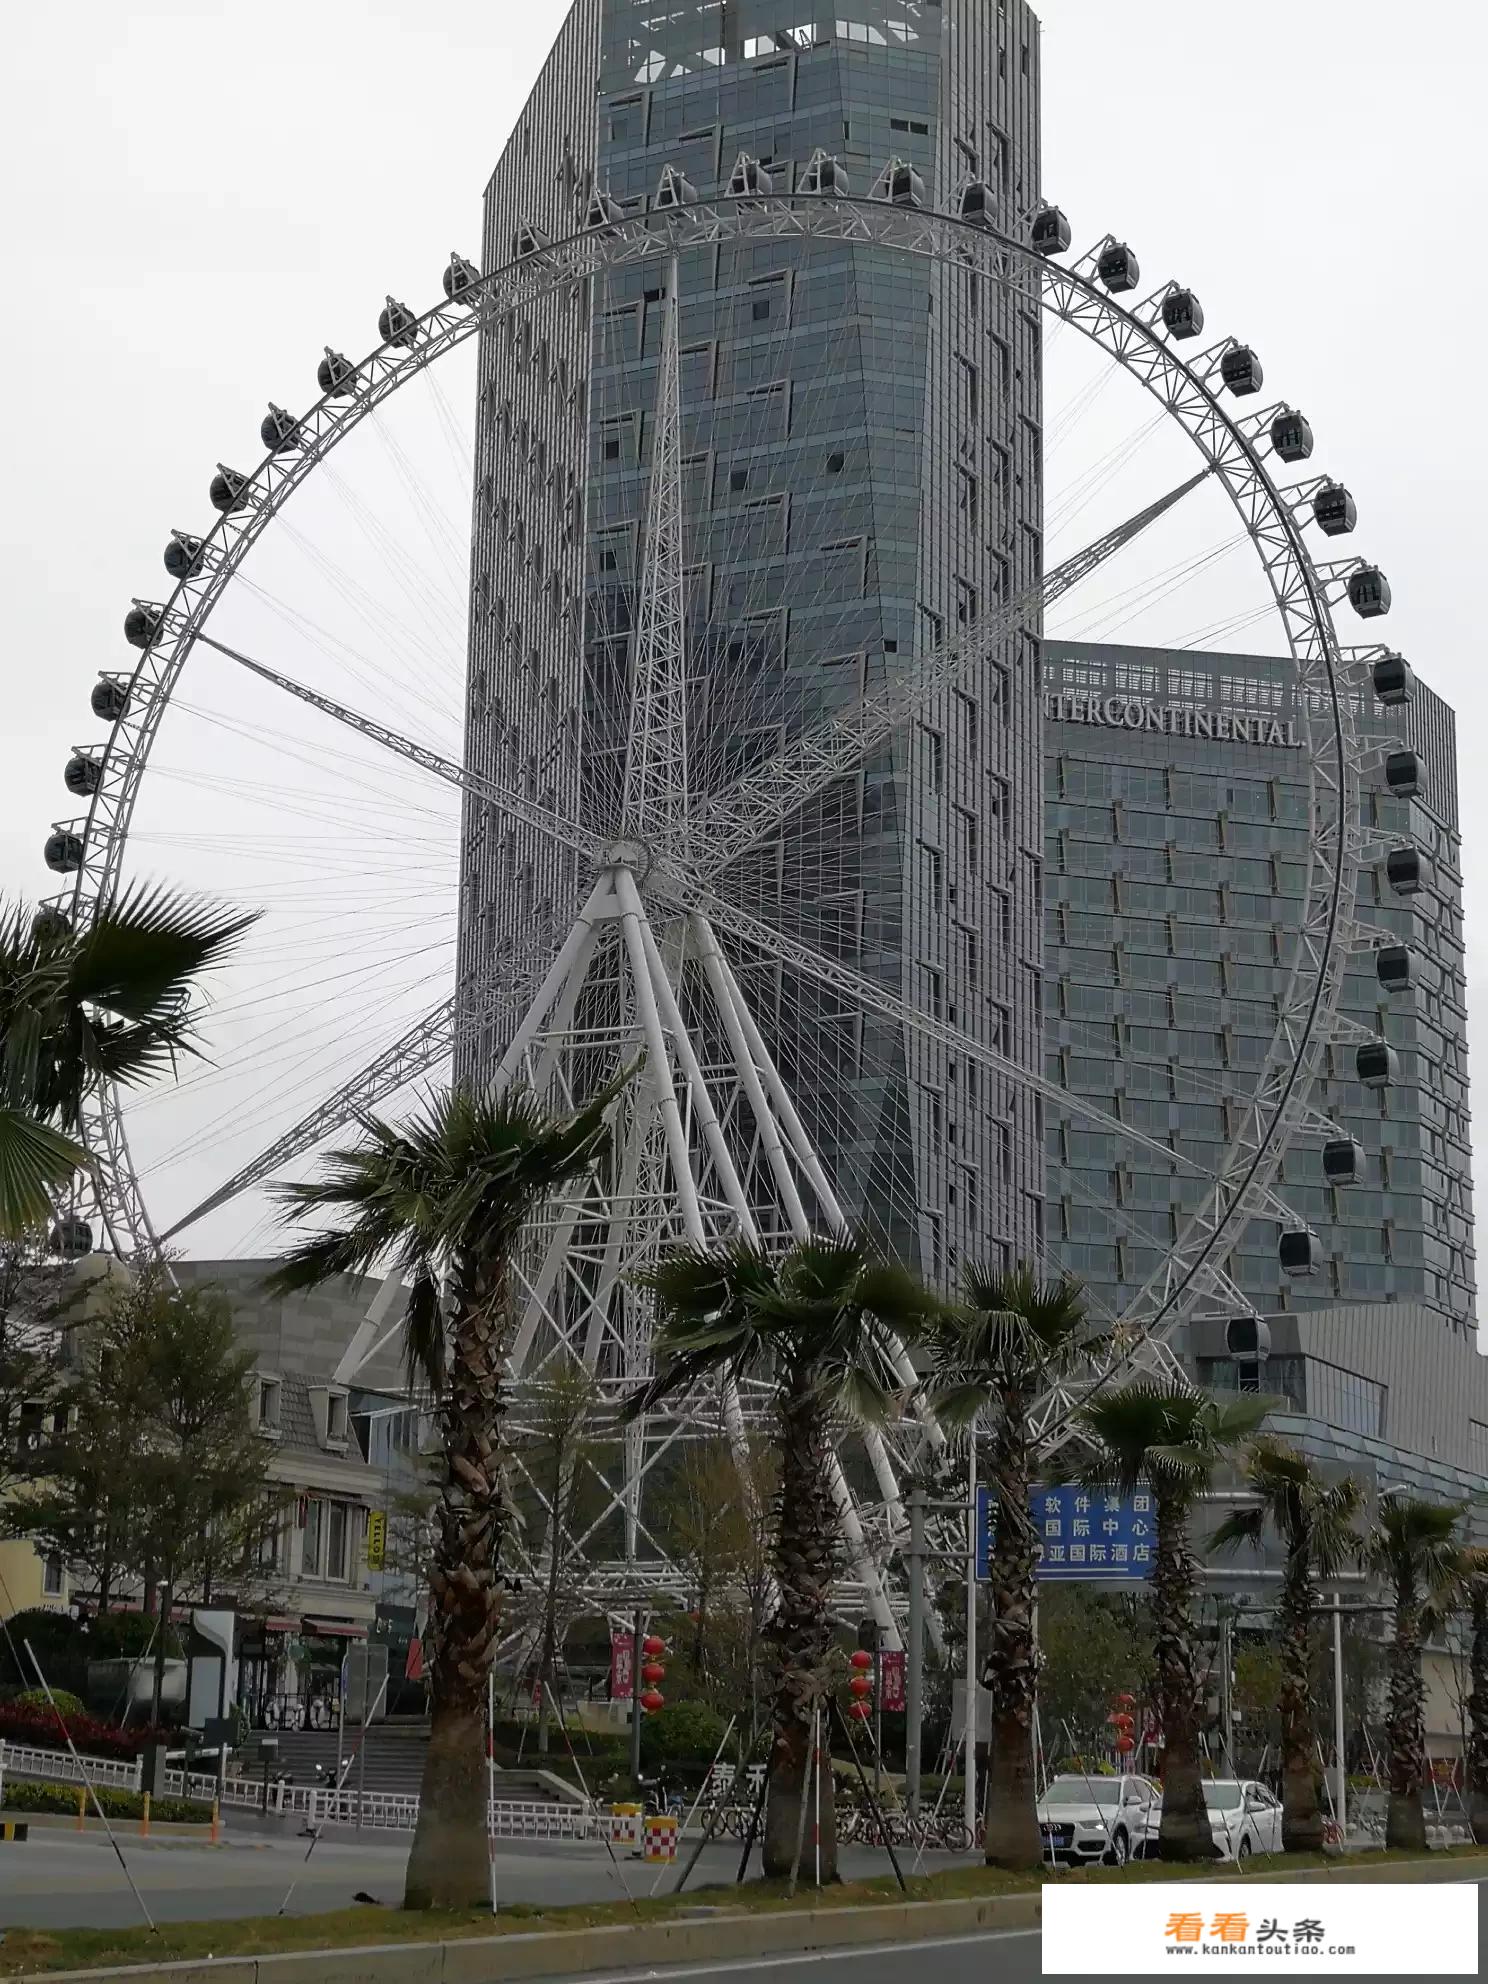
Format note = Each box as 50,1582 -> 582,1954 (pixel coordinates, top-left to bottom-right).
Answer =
0,1811 -> 218,1847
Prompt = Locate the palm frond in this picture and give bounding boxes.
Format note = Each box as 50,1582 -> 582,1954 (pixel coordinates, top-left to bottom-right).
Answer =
1209,1505 -> 1266,1556
68,885 -> 259,1019
263,1226 -> 392,1297
832,1364 -> 899,1431
403,1269 -> 446,1394
919,1378 -> 992,1433
0,1109 -> 90,1240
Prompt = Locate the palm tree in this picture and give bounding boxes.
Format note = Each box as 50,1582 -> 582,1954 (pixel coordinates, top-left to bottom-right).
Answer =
1071,1381 -> 1270,1862
919,1265 -> 1104,1870
1465,1556 -> 1488,1847
271,1077 -> 626,1910
627,1233 -> 940,1883
1360,1496 -> 1470,1852
0,887 -> 256,1237
1210,1439 -> 1363,1851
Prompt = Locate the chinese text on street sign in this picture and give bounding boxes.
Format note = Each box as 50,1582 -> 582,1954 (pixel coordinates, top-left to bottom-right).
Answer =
975,1483 -> 1155,1583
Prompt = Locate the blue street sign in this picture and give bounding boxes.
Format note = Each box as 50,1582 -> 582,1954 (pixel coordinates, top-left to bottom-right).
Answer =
975,1483 -> 1155,1583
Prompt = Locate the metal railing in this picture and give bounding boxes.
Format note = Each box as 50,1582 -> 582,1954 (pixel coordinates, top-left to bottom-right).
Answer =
0,1739 -> 143,1793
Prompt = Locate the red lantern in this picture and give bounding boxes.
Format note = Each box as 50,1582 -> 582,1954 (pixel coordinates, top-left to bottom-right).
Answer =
847,1699 -> 872,1721
1114,1735 -> 1135,1756
643,1635 -> 666,1657
849,1649 -> 874,1672
642,1661 -> 665,1685
641,1688 -> 665,1714
1108,1711 -> 1135,1731
848,1674 -> 873,1699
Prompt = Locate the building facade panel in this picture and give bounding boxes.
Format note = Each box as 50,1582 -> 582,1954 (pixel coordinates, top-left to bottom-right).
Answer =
1043,639 -> 1476,1339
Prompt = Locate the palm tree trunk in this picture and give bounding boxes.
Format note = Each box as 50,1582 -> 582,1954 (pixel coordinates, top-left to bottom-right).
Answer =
1385,1581 -> 1428,1853
1151,1489 -> 1210,1863
981,1395 -> 1042,1869
405,1253 -> 512,1910
1277,1554 -> 1322,1853
761,1380 -> 838,1882
1466,1585 -> 1488,1847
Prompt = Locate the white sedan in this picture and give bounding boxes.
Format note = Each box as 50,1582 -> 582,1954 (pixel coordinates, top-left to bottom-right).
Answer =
1199,1778 -> 1284,1861
1036,1773 -> 1161,1867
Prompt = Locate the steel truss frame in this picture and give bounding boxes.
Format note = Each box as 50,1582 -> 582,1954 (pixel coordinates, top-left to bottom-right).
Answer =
58,194 -> 1383,1578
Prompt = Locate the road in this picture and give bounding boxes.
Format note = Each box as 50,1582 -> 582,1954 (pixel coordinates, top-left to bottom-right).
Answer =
0,1829 -> 938,1930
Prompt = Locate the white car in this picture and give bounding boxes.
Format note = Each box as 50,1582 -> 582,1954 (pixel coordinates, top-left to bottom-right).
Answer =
1036,1773 -> 1161,1867
1199,1778 -> 1284,1861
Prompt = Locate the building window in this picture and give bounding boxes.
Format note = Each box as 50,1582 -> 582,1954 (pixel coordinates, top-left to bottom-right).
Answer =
1306,1359 -> 1386,1439
326,1503 -> 350,1584
43,1553 -> 64,1597
327,1392 -> 349,1445
303,1497 -> 324,1577
1471,1420 -> 1488,1477
257,1378 -> 281,1435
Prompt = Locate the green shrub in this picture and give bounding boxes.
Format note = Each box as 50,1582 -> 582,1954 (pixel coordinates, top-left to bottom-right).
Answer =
86,1612 -> 183,1660
12,1687 -> 85,1719
639,1700 -> 731,1768
0,1778 -> 211,1824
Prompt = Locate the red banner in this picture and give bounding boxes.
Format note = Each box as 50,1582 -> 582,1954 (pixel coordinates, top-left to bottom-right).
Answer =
880,1649 -> 906,1712
610,1632 -> 635,1699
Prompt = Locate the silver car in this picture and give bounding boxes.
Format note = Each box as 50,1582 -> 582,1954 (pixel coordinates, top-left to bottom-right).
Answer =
1036,1772 -> 1160,1866
1202,1778 -> 1284,1861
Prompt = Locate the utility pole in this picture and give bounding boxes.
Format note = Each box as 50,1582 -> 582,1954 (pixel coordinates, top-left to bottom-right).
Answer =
1218,1605 -> 1235,1766
964,1441 -> 978,1843
629,1607 -> 645,1792
906,1490 -> 926,1819
1331,1591 -> 1347,1845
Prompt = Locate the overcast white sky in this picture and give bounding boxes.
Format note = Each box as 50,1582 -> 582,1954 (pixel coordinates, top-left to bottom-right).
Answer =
4,2 -> 1486,1290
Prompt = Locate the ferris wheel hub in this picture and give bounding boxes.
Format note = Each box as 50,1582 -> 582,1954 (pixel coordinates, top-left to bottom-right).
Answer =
599,838 -> 654,884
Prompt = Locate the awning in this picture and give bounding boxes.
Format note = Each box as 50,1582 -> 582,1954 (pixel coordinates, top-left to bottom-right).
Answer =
302,1617 -> 368,1640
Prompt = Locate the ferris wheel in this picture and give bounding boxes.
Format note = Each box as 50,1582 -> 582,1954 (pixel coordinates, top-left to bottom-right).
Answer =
42,168 -> 1417,1635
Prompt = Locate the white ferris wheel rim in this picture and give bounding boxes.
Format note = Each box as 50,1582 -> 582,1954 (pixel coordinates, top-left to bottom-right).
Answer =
58,194 -> 1365,1348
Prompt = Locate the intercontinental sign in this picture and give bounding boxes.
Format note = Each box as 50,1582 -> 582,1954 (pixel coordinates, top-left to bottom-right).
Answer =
1043,690 -> 1302,749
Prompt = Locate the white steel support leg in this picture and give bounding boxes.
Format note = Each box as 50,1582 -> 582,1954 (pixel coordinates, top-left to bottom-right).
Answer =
629,894 -> 898,1644
702,923 -> 935,1435
635,887 -> 903,1592
703,924 -> 846,1226
615,871 -> 756,1564
690,913 -> 811,1241
331,1263 -> 407,1388
583,1085 -> 659,1368
492,876 -> 614,1094
510,1183 -> 591,1372
618,879 -> 706,1246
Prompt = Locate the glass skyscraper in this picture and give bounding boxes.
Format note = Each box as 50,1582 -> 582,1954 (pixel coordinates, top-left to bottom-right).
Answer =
458,1 -> 1048,1277
1043,638 -> 1476,1339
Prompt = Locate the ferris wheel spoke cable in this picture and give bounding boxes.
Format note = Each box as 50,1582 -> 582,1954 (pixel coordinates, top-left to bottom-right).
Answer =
138,965 -> 457,1178
230,564 -> 463,742
318,460 -> 468,646
150,468 -> 1215,1238
259,508 -> 467,687
157,885 -> 586,1240
186,465 -> 1205,941
1053,533 -> 1249,644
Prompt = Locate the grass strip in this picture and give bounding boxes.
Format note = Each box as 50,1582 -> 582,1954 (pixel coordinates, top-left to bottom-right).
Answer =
2,1845 -> 1485,1976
